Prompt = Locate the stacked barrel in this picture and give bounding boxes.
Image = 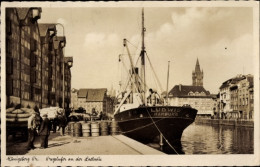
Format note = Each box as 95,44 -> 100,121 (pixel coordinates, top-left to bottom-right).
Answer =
100,121 -> 109,136
82,122 -> 91,137
66,120 -> 121,137
67,122 -> 75,136
110,121 -> 120,135
74,122 -> 82,137
91,122 -> 100,137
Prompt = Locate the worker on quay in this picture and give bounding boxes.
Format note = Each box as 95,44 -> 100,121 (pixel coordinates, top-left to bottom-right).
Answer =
99,111 -> 103,120
33,105 -> 42,130
53,115 -> 59,133
27,111 -> 37,150
59,114 -> 67,136
91,108 -> 98,121
38,114 -> 51,149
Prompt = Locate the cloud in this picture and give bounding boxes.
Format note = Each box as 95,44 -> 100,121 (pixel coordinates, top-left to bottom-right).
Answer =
57,18 -> 67,25
141,7 -> 253,93
183,33 -> 253,93
72,33 -> 121,88
65,7 -> 253,93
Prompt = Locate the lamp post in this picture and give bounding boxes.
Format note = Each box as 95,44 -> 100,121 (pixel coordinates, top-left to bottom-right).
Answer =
64,57 -> 73,109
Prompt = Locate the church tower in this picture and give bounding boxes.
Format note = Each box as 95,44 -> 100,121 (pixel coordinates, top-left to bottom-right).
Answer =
192,58 -> 203,86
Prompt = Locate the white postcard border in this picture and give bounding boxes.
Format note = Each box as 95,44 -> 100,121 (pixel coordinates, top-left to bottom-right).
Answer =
1,1 -> 259,166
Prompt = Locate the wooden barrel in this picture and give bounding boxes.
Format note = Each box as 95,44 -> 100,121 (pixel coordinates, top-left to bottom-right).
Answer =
6,113 -> 31,118
65,126 -> 69,135
110,121 -> 120,135
6,107 -> 15,113
100,121 -> 109,136
79,121 -> 85,124
68,122 -> 75,136
12,109 -> 24,114
82,123 -> 91,137
91,122 -> 100,137
74,122 -> 82,137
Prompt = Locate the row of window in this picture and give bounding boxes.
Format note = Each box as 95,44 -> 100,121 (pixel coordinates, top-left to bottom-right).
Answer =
6,9 -> 71,107
176,101 -> 214,109
188,91 -> 206,96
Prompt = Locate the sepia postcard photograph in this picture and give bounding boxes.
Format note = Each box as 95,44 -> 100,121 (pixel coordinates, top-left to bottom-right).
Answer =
1,1 -> 259,166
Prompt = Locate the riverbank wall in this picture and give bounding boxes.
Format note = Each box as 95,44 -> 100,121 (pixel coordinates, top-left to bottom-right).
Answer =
195,117 -> 254,128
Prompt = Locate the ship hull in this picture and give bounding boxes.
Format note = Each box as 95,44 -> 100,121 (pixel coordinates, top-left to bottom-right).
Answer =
114,106 -> 197,153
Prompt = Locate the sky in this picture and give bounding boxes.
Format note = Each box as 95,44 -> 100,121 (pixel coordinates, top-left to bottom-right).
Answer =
39,7 -> 254,94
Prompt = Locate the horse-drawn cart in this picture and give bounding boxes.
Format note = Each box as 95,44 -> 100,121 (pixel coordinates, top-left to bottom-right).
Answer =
6,107 -> 36,141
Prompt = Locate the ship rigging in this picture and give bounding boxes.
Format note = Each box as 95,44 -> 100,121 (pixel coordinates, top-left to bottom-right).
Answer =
113,8 -> 197,154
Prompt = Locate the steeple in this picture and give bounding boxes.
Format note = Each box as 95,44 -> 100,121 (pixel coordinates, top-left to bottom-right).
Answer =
195,58 -> 201,73
192,58 -> 203,86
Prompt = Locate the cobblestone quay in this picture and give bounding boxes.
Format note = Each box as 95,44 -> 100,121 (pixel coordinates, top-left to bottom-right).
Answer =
7,131 -> 164,155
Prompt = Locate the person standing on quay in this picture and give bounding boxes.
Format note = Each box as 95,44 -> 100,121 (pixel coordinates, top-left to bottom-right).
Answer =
52,115 -> 59,133
38,114 -> 51,149
27,111 -> 37,150
59,114 -> 67,136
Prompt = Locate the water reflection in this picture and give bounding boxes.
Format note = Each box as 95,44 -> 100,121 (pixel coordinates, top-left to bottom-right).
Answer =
148,123 -> 254,154
181,123 -> 254,154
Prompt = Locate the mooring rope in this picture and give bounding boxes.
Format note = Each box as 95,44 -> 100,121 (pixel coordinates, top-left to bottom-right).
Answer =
120,118 -> 164,134
118,108 -> 179,154
144,107 -> 180,155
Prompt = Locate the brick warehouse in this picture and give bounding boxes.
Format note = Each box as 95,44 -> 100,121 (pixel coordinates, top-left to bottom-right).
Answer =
6,8 -> 73,109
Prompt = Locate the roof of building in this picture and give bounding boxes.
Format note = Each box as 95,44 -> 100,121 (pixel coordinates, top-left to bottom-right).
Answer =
16,8 -> 30,20
219,74 -> 248,89
38,24 -> 56,37
78,88 -> 107,102
168,85 -> 210,97
55,36 -> 66,42
210,94 -> 218,98
64,57 -> 73,63
53,36 -> 66,49
194,58 -> 201,73
230,85 -> 238,91
247,75 -> 254,87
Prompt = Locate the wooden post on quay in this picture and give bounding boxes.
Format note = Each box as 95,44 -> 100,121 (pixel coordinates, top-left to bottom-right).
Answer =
159,133 -> 163,149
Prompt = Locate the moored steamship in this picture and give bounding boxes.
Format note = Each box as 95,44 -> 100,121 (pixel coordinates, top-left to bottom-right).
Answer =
114,9 -> 197,153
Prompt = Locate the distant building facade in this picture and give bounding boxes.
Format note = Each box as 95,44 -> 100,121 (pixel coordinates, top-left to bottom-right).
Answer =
168,85 -> 215,116
6,8 -> 72,109
166,59 -> 214,116
77,88 -> 108,114
237,75 -> 254,119
219,74 -> 254,119
192,58 -> 203,86
248,85 -> 254,119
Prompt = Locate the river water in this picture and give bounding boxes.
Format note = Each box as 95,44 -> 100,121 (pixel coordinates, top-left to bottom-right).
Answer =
148,123 -> 254,154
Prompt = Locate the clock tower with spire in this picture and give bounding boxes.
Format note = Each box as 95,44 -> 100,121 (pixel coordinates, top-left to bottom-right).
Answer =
192,58 -> 203,86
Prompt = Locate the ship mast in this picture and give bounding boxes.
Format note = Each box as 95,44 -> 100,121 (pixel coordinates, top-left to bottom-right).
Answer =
141,8 -> 146,105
